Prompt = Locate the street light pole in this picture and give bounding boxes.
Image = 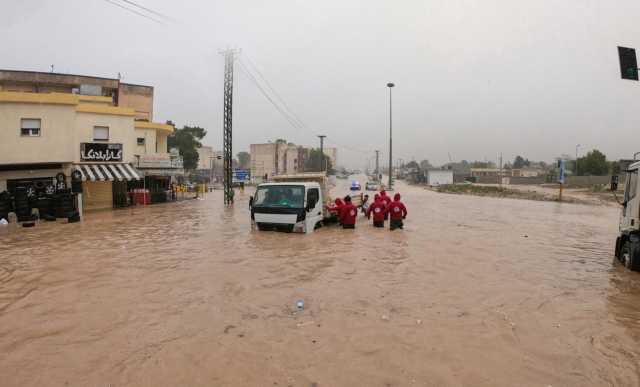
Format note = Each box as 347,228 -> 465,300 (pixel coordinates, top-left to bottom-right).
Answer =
575,144 -> 580,176
388,83 -> 394,189
318,135 -> 326,172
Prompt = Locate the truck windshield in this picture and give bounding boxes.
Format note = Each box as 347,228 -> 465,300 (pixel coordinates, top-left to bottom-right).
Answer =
254,185 -> 305,209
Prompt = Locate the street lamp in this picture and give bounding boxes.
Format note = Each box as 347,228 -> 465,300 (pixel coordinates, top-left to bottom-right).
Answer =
575,144 -> 580,176
387,82 -> 395,190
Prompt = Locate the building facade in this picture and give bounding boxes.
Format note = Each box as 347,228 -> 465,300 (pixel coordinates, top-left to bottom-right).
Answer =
250,143 -> 307,181
0,70 -> 179,211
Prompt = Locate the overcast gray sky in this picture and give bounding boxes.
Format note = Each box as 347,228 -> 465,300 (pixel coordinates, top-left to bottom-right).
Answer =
2,0 -> 640,167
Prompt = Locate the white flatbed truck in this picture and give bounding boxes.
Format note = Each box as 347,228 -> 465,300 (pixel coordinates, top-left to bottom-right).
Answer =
249,173 -> 362,234
613,158 -> 640,271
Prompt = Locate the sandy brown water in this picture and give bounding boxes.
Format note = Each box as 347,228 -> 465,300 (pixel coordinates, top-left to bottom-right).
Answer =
1,179 -> 639,386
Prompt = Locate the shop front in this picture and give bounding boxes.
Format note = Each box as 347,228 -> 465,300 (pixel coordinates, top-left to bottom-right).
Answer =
134,153 -> 184,204
75,142 -> 141,211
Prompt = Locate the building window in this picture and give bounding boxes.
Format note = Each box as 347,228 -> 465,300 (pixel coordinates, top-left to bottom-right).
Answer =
93,126 -> 109,141
20,118 -> 41,137
137,137 -> 145,146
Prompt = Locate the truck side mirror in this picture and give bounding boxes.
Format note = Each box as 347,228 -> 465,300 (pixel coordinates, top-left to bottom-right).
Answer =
249,196 -> 253,209
610,175 -> 619,192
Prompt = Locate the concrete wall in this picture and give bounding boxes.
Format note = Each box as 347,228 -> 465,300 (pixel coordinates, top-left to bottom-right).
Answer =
426,170 -> 453,185
118,83 -> 153,121
508,176 -> 547,185
74,112 -> 136,163
197,146 -> 214,170
250,143 -> 277,179
134,128 -> 158,156
565,176 -> 610,187
0,102 -> 76,164
157,132 -> 168,154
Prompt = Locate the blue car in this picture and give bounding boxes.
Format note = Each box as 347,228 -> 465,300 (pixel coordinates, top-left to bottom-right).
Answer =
350,181 -> 361,191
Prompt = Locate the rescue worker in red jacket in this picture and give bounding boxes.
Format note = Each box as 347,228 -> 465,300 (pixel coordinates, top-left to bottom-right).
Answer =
366,194 -> 387,228
380,190 -> 392,220
339,196 -> 358,229
385,193 -> 407,230
326,197 -> 344,222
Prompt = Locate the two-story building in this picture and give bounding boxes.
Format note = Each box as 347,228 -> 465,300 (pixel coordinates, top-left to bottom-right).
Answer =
0,69 -> 181,211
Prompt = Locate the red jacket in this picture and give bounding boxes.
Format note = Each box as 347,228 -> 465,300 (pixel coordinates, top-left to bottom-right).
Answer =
381,194 -> 392,207
386,199 -> 407,220
367,200 -> 387,222
340,203 -> 358,225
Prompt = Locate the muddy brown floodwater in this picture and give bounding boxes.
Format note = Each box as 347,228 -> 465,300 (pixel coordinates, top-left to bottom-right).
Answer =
1,179 -> 639,387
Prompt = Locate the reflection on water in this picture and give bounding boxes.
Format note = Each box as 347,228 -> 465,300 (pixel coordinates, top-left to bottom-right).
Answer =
0,179 -> 638,387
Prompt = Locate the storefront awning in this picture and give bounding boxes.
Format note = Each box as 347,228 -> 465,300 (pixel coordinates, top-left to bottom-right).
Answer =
74,163 -> 142,182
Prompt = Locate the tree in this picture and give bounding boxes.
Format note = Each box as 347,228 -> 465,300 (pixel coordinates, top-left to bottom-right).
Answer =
470,161 -> 496,169
578,149 -> 609,176
275,138 -> 288,144
304,148 -> 334,173
419,160 -> 432,170
405,160 -> 420,170
513,155 -> 530,169
167,124 -> 207,171
237,151 -> 250,169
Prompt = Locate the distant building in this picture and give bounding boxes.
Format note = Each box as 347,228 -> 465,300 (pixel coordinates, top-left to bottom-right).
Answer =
511,168 -> 544,177
196,146 -> 214,170
323,147 -> 337,167
250,143 -> 305,180
470,168 -> 501,177
425,170 -> 453,186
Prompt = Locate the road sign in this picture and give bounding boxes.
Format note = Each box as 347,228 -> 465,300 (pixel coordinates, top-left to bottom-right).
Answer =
558,159 -> 566,184
618,46 -> 639,81
233,169 -> 250,182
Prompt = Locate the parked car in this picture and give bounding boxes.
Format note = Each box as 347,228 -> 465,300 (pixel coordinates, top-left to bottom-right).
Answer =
365,181 -> 378,191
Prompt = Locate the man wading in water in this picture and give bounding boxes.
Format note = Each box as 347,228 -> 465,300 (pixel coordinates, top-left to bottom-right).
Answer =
339,196 -> 358,229
386,193 -> 407,231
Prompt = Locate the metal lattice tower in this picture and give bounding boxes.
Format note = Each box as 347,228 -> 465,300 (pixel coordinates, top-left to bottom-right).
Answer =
222,50 -> 235,204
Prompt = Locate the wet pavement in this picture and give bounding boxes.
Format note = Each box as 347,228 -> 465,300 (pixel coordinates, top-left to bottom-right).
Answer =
1,179 -> 639,386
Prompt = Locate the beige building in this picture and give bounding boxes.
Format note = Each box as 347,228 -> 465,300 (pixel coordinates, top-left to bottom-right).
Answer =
323,147 -> 337,167
249,142 -> 337,181
0,70 -> 177,211
250,142 -> 307,181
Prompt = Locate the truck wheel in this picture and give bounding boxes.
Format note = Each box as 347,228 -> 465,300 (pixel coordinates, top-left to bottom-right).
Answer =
620,241 -> 640,271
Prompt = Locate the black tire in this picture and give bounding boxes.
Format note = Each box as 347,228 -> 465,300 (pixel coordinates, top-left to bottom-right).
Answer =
620,240 -> 640,271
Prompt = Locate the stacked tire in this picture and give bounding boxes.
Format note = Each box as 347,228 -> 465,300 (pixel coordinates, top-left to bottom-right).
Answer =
34,196 -> 56,221
13,187 -> 33,222
54,192 -> 75,219
0,191 -> 11,221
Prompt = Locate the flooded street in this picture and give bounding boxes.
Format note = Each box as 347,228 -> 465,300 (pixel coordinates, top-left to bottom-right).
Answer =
1,179 -> 639,387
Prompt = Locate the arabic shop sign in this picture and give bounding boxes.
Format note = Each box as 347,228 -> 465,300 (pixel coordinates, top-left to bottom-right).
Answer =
80,143 -> 123,162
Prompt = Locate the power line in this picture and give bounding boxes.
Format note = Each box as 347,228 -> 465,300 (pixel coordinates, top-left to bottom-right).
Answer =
117,0 -> 175,22
239,51 -> 382,157
102,0 -> 165,24
237,60 -> 305,132
240,55 -> 306,129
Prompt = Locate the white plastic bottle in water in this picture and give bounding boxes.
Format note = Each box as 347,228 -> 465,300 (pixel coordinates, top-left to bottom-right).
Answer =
296,300 -> 304,311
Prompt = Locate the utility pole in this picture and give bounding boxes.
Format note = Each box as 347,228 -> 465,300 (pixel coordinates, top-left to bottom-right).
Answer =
386,82 -> 395,190
499,153 -> 503,187
318,135 -> 326,172
575,144 -> 580,176
375,150 -> 380,181
221,49 -> 236,205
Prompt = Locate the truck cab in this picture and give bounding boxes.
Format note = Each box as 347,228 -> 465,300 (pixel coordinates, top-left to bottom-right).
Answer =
614,160 -> 640,271
250,182 -> 324,234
